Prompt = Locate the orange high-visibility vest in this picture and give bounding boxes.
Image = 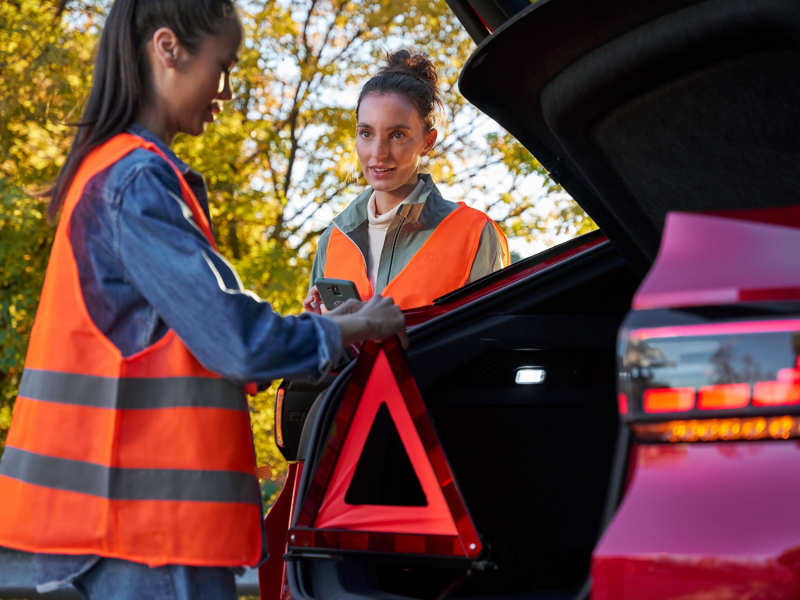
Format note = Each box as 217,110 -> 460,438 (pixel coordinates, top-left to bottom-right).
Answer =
0,134 -> 262,568
323,203 -> 509,310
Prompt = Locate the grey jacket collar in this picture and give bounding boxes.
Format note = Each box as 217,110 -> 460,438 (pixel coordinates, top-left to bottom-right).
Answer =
332,173 -> 439,235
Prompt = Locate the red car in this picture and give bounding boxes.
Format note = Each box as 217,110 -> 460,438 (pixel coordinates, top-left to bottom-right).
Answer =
260,0 -> 800,599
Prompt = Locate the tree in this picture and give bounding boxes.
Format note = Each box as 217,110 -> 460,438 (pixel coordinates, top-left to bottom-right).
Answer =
0,0 -> 98,449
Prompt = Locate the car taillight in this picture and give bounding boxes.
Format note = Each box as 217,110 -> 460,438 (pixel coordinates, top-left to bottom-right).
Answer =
643,387 -> 695,412
619,314 -> 800,430
754,368 -> 800,406
275,385 -> 285,449
633,415 -> 800,443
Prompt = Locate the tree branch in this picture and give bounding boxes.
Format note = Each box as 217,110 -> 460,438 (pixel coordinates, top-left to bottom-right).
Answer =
286,180 -> 349,232
293,227 -> 327,252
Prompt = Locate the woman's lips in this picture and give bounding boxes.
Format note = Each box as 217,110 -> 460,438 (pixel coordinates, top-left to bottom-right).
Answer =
205,105 -> 221,122
369,166 -> 394,178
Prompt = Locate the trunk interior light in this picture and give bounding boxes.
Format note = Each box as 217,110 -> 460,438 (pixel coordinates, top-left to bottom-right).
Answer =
634,415 -> 797,443
516,368 -> 546,384
275,386 -> 285,448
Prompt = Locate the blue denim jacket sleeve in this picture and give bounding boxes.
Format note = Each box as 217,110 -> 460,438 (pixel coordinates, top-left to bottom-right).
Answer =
117,156 -> 342,384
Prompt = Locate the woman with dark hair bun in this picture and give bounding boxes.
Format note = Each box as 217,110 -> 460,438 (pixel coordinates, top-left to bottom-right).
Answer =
304,49 -> 509,314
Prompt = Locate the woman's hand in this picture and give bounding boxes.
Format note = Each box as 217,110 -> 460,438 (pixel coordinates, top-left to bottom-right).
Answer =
303,286 -> 327,315
324,295 -> 408,349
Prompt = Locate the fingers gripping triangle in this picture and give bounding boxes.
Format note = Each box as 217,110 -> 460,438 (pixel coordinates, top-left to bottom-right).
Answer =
289,338 -> 482,558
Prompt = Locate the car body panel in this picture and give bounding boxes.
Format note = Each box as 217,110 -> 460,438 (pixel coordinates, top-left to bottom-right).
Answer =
634,209 -> 800,310
260,462 -> 302,600
593,442 -> 800,600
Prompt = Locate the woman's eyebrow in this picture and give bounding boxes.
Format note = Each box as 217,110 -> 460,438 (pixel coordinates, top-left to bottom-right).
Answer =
356,123 -> 412,130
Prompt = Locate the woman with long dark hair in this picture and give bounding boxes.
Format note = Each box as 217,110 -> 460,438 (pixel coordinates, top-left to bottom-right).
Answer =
304,50 -> 508,314
0,0 -> 405,597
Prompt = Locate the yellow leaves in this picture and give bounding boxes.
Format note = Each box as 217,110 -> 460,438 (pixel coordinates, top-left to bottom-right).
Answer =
0,0 -> 94,187
0,404 -> 12,435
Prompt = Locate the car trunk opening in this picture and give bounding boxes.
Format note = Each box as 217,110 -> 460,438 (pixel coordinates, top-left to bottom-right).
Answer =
285,241 -> 640,600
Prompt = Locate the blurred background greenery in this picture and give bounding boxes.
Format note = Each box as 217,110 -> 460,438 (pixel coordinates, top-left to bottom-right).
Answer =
0,0 -> 595,506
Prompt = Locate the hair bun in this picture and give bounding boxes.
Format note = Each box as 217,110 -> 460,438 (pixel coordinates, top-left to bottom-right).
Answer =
380,49 -> 438,89
358,48 -> 443,132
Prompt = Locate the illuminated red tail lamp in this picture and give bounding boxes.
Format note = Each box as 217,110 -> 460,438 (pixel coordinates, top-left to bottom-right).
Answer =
754,369 -> 800,407
618,393 -> 629,415
275,386 -> 285,448
698,383 -> 751,410
644,387 -> 695,413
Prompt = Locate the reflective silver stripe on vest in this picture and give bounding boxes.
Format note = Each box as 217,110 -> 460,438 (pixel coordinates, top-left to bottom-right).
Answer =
0,447 -> 261,505
18,369 -> 246,411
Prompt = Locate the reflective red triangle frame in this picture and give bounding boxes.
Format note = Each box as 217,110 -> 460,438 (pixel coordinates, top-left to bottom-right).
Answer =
288,337 -> 482,559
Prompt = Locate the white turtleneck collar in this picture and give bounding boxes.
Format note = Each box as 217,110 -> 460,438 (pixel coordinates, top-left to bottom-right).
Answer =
367,179 -> 426,231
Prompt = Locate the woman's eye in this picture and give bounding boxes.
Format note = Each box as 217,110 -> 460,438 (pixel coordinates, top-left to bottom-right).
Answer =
360,131 -> 371,138
392,132 -> 405,140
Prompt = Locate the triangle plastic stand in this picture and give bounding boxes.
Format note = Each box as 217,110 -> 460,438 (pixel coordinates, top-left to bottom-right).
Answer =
289,337 -> 482,559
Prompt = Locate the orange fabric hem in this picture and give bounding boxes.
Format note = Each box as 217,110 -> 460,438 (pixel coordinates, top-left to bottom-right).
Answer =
0,538 -> 261,569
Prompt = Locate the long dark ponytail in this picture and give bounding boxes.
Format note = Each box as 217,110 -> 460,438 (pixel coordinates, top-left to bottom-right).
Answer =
48,0 -> 238,222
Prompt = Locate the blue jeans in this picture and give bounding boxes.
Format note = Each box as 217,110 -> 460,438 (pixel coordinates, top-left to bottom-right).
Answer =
36,555 -> 237,600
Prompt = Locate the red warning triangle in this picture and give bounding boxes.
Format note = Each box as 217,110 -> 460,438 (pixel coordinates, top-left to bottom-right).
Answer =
289,337 -> 482,559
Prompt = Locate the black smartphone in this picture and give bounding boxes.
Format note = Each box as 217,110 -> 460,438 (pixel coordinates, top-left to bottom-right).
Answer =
315,277 -> 362,311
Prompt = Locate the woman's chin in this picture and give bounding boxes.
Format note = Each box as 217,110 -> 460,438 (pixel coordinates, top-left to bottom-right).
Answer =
365,175 -> 402,192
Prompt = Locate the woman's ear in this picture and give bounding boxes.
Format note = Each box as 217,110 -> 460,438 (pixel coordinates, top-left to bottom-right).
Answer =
151,27 -> 181,69
421,128 -> 438,157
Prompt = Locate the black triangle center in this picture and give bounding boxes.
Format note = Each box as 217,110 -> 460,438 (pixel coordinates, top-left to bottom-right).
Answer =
344,402 -> 428,506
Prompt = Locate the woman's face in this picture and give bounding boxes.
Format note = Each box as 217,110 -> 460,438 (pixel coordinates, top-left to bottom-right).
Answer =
160,18 -> 242,137
356,93 -> 437,194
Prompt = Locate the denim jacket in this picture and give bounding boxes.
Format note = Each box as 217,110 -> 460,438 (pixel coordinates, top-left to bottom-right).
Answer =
33,123 -> 341,590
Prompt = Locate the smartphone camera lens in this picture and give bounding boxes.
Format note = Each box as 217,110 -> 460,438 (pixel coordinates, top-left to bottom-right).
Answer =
330,285 -> 342,296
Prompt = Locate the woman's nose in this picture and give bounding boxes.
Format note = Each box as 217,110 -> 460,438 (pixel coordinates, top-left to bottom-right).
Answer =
217,73 -> 234,101
373,138 -> 389,160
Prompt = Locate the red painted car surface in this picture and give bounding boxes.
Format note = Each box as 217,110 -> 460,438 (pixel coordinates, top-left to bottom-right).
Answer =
593,442 -> 800,600
260,462 -> 302,600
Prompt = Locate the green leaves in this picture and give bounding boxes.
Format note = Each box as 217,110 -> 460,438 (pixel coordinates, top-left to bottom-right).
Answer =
0,0 -> 92,449
0,180 -> 54,452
